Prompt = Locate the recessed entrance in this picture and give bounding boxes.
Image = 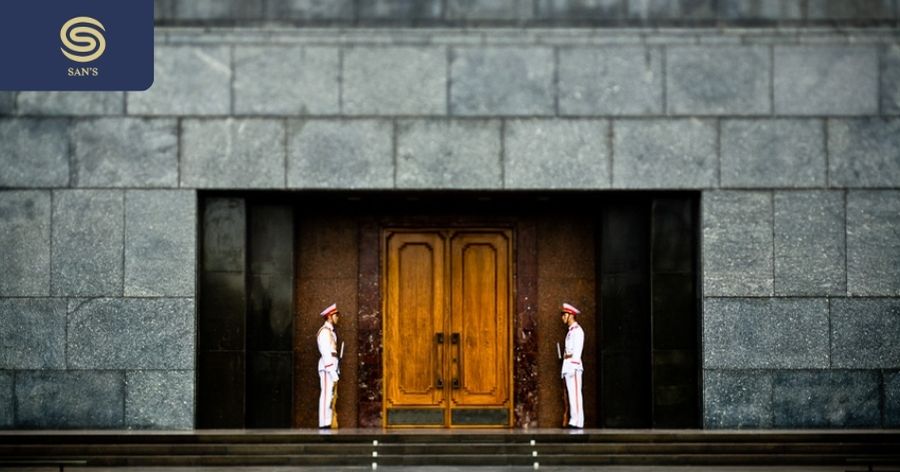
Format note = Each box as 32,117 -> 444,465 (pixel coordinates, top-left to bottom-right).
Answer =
382,228 -> 512,427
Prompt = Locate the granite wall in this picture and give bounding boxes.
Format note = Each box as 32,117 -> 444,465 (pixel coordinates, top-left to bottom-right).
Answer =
1,25 -> 899,429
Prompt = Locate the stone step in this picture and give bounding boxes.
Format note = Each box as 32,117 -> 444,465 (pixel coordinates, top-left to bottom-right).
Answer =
3,441 -> 899,456
6,453 -> 898,467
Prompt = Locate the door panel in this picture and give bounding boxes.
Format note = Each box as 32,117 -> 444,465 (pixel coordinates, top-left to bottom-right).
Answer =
384,228 -> 512,427
451,232 -> 510,408
384,232 -> 446,408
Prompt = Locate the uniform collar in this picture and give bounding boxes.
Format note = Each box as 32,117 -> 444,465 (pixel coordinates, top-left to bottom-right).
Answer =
568,322 -> 580,331
323,320 -> 334,330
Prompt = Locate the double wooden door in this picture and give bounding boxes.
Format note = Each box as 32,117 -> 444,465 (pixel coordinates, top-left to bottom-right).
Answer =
383,228 -> 512,427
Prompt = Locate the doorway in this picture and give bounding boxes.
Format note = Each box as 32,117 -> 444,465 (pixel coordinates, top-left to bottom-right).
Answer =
382,228 -> 513,427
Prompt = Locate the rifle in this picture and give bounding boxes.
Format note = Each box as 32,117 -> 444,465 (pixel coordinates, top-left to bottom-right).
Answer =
330,341 -> 345,429
558,342 -> 569,427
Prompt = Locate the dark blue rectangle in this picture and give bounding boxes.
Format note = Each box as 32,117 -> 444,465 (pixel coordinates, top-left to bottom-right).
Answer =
0,0 -> 153,91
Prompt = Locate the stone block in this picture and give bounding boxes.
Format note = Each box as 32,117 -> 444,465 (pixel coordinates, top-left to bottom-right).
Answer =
173,0 -> 264,20
887,371 -> 900,427
266,0 -> 355,21
126,370 -> 194,429
884,45 -> 900,114
448,0 -> 533,21
847,191 -> 900,296
667,46 -> 770,115
70,118 -> 178,188
774,46 -> 878,115
125,191 -> 196,297
0,118 -> 69,187
558,47 -> 663,115
704,298 -> 830,369
0,299 -> 66,369
828,118 -> 900,188
831,298 -> 900,369
396,120 -> 502,188
702,191 -> 773,296
0,191 -> 51,296
234,46 -> 338,115
154,0 -> 175,21
719,0 -> 802,21
0,372 -> 11,427
0,92 -> 14,115
358,0 -> 443,22
613,119 -> 716,188
535,0 -> 622,20
16,371 -> 124,428
773,370 -> 881,427
181,119 -> 286,188
721,119 -> 826,188
450,48 -> 554,116
127,46 -> 231,115
51,190 -> 124,296
287,120 -> 393,189
626,0 -> 677,19
343,47 -> 446,115
773,191 -> 845,296
504,119 -> 610,189
67,298 -> 194,369
17,92 -> 123,116
703,370 -> 773,428
806,0 -> 895,20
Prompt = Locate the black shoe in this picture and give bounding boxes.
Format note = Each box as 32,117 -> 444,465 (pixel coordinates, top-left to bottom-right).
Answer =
318,426 -> 331,430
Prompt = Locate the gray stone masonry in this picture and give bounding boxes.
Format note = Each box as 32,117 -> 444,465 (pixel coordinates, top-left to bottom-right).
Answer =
17,93 -> 123,116
67,298 -> 194,369
0,118 -> 69,188
667,46 -> 770,115
51,190 -> 124,297
124,191 -> 196,297
702,192 -> 773,297
721,120 -> 826,188
504,119 -> 610,189
70,118 -> 178,188
154,0 -> 899,25
233,46 -> 339,115
0,299 -> 66,369
181,119 -> 286,188
1,27 -> 900,430
125,370 -> 194,429
613,119 -> 717,188
287,120 -> 394,189
703,298 -> 830,369
773,191 -> 845,296
703,370 -> 773,428
831,298 -> 900,369
558,47 -> 663,115
0,191 -> 51,296
828,119 -> 900,188
846,191 -> 900,296
774,46 -> 879,115
343,46 -> 447,115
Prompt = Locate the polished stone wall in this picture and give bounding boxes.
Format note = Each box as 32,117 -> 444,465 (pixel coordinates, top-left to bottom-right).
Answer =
1,25 -> 899,429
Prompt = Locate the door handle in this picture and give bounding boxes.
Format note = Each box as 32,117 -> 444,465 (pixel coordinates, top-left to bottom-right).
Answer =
435,333 -> 444,389
451,332 -> 461,389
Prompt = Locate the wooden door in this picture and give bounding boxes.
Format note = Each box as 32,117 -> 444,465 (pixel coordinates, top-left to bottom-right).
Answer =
383,229 -> 512,427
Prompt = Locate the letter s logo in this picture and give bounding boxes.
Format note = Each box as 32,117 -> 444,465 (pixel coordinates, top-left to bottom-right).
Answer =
60,16 -> 106,63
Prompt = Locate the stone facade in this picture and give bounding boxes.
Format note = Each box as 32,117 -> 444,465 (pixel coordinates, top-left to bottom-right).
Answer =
1,23 -> 899,429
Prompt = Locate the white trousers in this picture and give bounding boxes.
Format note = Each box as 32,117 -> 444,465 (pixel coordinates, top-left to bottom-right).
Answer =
564,371 -> 584,428
318,370 -> 336,428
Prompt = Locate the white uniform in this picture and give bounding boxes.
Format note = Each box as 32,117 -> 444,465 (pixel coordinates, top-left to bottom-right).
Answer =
317,320 -> 339,428
561,321 -> 585,428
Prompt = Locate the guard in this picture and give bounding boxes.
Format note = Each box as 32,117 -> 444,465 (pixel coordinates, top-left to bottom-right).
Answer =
317,303 -> 340,428
560,302 -> 584,428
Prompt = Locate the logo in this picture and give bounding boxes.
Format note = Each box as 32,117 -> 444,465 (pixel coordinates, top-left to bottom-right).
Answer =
60,16 -> 106,63
0,0 -> 153,91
